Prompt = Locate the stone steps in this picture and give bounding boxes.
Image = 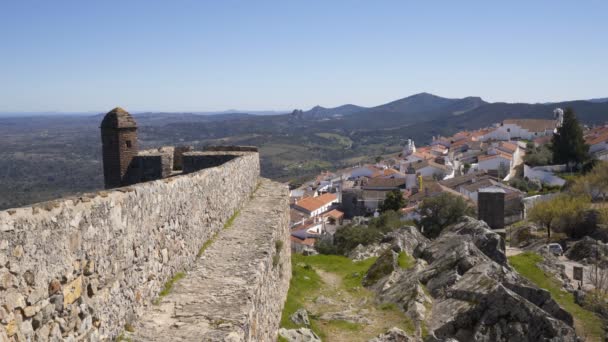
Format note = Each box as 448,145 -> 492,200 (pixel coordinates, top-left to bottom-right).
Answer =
129,179 -> 290,341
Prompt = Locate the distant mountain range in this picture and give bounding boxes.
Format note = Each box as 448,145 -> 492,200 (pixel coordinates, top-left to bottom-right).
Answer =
588,97 -> 608,103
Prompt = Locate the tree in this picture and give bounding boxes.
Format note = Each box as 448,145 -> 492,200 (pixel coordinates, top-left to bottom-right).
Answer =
528,194 -> 590,240
570,161 -> 608,201
551,108 -> 589,168
379,189 -> 405,212
416,193 -> 474,238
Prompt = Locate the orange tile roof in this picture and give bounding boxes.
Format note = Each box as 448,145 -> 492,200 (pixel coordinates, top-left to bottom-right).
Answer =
323,209 -> 344,220
295,193 -> 337,212
290,236 -> 316,246
371,168 -> 400,178
586,132 -> 608,146
498,142 -> 518,153
503,119 -> 556,132
478,151 -> 513,161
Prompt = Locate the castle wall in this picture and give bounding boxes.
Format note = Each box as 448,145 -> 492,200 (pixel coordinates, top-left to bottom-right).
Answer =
0,152 -> 262,341
182,151 -> 245,174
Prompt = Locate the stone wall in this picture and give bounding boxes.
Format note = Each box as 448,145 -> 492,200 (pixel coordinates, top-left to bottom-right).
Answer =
182,151 -> 245,174
0,152 -> 263,341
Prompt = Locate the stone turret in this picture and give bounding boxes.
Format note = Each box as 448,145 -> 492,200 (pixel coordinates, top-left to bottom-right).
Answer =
101,107 -> 139,189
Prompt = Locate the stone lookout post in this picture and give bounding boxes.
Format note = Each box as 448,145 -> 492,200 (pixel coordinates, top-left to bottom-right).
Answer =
100,107 -> 138,189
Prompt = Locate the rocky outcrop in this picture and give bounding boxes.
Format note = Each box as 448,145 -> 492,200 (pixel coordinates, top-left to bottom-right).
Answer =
368,327 -> 415,342
279,328 -> 321,342
365,217 -> 577,341
291,308 -> 311,326
383,226 -> 429,257
349,243 -> 390,262
565,236 -> 608,266
363,249 -> 398,287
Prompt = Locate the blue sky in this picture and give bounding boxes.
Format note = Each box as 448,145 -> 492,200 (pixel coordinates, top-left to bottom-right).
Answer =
0,1 -> 606,112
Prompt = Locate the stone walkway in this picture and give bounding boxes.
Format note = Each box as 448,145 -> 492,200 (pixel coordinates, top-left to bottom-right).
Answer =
129,179 -> 290,341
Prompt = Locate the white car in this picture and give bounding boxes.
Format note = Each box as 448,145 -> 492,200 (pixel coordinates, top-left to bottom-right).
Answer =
547,243 -> 563,256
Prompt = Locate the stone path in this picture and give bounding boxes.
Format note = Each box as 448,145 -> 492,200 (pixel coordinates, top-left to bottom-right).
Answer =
129,179 -> 290,342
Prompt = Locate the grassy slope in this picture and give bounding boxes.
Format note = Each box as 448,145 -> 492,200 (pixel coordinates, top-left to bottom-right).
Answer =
281,254 -> 414,341
397,252 -> 415,269
508,252 -> 604,341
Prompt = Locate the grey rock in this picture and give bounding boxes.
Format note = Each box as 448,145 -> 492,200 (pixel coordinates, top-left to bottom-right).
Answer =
319,309 -> 372,324
314,295 -> 335,305
349,243 -> 390,261
384,226 -> 429,257
278,328 -> 322,342
372,218 -> 577,341
368,327 -> 415,342
565,236 -> 608,265
290,308 -> 310,326
363,249 -> 398,287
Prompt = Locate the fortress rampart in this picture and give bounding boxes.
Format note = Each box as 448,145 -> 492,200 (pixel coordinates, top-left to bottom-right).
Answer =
0,151 -> 291,341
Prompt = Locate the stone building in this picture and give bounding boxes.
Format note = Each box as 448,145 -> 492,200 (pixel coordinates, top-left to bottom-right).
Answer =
100,107 -> 139,188
478,186 -> 505,229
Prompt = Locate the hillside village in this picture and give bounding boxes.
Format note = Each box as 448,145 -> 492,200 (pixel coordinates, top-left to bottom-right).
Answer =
281,108 -> 608,341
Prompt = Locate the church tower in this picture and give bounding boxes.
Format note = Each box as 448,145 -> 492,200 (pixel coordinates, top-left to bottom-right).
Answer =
100,107 -> 138,189
403,138 -> 416,157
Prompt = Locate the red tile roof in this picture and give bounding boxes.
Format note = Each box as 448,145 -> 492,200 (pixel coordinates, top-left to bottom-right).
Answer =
503,119 -> 557,132
294,193 -> 337,212
478,151 -> 513,161
290,236 -> 316,246
323,209 -> 344,220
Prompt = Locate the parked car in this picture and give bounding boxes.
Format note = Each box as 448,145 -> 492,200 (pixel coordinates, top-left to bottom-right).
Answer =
547,243 -> 563,256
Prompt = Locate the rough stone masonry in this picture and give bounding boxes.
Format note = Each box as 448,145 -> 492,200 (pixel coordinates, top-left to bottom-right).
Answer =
0,151 -> 292,341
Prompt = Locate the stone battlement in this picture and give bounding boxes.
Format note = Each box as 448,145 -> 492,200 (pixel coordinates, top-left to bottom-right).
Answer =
0,150 -> 291,341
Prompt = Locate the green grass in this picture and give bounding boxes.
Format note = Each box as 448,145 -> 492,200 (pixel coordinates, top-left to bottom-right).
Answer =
224,210 -> 240,229
378,302 -> 398,311
315,133 -> 353,148
299,254 -> 378,291
277,335 -> 290,342
197,234 -> 217,258
326,320 -> 363,332
397,252 -> 415,269
196,210 -> 241,258
116,333 -> 132,342
509,252 -> 604,340
281,254 -> 416,339
279,254 -> 377,336
153,272 -> 186,305
280,256 -> 324,334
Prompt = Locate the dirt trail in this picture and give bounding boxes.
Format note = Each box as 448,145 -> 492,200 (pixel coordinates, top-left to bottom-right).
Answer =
303,268 -> 413,342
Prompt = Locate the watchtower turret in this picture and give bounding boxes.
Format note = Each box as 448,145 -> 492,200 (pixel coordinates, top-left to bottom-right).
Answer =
101,107 -> 138,189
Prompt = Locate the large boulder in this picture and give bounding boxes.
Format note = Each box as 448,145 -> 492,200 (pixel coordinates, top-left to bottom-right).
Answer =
370,218 -> 576,341
565,236 -> 608,265
290,308 -> 310,326
363,249 -> 398,287
433,285 -> 577,341
383,226 -> 430,257
278,328 -> 321,342
349,243 -> 390,261
368,327 -> 415,342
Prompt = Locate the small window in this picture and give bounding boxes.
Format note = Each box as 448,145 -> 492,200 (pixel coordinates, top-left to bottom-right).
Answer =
507,128 -> 511,132
126,140 -> 132,148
